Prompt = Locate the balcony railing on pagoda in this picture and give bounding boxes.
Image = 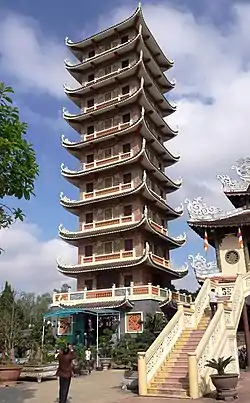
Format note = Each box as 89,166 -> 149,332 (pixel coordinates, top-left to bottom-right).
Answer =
81,62 -> 132,89
81,248 -> 136,264
81,91 -> 132,115
151,254 -> 170,269
150,221 -> 168,237
82,213 -> 136,231
81,181 -> 133,201
81,35 -> 132,64
82,149 -> 133,170
84,120 -> 132,142
52,283 -> 192,306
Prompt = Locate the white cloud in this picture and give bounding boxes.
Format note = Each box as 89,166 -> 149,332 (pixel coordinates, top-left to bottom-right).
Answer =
0,13 -> 70,98
0,222 -> 77,293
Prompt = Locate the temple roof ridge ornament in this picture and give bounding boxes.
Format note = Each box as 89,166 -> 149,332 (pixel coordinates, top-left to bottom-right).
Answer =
216,174 -> 249,192
232,157 -> 250,182
188,253 -> 219,279
185,197 -> 246,222
185,197 -> 224,221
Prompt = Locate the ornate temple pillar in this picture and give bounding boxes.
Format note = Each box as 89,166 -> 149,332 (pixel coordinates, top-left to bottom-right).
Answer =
242,301 -> 250,367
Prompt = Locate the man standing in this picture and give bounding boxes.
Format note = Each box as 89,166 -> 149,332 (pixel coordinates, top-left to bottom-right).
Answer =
209,288 -> 219,318
85,347 -> 92,374
56,344 -> 75,403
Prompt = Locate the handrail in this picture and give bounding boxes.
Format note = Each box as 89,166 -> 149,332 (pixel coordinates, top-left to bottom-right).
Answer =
144,308 -> 183,382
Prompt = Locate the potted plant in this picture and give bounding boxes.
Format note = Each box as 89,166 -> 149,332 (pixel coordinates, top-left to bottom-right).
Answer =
205,356 -> 239,399
99,329 -> 113,370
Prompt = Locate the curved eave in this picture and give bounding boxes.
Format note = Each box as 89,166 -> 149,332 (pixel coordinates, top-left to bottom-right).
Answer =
61,141 -> 181,191
64,54 -> 174,108
62,111 -> 178,158
57,255 -> 147,275
58,218 -> 144,245
58,216 -> 185,249
60,180 -> 183,218
145,220 -> 186,249
65,5 -> 173,71
65,33 -> 140,81
63,82 -> 175,132
146,254 -> 187,279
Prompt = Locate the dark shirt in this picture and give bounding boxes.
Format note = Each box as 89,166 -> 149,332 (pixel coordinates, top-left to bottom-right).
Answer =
56,350 -> 75,378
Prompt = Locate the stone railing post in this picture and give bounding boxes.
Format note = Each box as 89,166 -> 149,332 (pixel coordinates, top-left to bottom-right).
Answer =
138,352 -> 147,395
188,352 -> 199,398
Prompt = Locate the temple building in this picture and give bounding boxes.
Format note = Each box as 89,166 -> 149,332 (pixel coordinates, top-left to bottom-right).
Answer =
186,157 -> 250,365
52,4 -> 188,343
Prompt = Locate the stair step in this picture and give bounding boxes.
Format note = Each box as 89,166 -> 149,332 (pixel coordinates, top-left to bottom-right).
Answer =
154,371 -> 188,380
148,387 -> 189,397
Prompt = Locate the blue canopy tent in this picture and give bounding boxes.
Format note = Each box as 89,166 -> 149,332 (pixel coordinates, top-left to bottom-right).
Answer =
43,307 -> 120,366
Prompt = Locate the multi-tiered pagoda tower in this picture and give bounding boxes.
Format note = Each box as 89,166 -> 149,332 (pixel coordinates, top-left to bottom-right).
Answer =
56,4 -> 187,337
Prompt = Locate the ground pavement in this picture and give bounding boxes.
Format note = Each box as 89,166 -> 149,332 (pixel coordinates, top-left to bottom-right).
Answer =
0,369 -> 249,403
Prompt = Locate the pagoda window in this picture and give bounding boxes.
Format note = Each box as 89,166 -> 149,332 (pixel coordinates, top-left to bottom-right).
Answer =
104,176 -> 113,188
123,143 -> 131,153
152,212 -> 157,222
122,85 -> 130,95
104,148 -> 112,158
123,173 -> 131,184
104,241 -> 113,254
105,65 -> 112,75
86,154 -> 94,163
88,73 -> 95,82
87,98 -> 94,108
85,279 -> 93,290
124,275 -> 133,287
85,212 -> 93,224
104,208 -> 113,220
88,49 -> 95,58
122,113 -> 130,123
159,162 -> 162,170
104,92 -> 112,102
124,238 -> 133,251
105,42 -> 112,51
87,125 -> 94,135
121,59 -> 129,69
153,244 -> 159,255
86,182 -> 94,193
121,35 -> 129,44
85,245 -> 93,257
160,190 -> 164,199
104,118 -> 113,129
161,219 -> 165,228
123,205 -> 132,216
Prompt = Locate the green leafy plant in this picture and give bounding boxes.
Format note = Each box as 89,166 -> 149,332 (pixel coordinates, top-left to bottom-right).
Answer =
99,328 -> 113,358
0,82 -> 39,237
205,356 -> 235,375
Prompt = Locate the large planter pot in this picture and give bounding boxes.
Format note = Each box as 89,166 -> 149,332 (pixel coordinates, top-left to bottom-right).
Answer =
0,365 -> 22,386
20,363 -> 58,383
99,357 -> 111,371
211,374 -> 239,400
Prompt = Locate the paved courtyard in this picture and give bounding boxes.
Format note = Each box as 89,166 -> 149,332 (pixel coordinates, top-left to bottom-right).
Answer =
0,369 -> 249,403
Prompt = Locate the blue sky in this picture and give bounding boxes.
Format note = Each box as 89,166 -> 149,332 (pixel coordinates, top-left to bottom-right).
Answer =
0,0 -> 249,292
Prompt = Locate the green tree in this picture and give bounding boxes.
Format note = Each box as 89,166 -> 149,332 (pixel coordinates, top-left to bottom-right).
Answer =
0,82 -> 39,231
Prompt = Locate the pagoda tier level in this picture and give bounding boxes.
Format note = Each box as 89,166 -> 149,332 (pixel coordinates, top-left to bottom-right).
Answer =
61,107 -> 178,160
58,205 -> 186,248
65,4 -> 173,71
217,157 -> 250,209
61,138 -> 181,190
60,170 -> 183,218
57,242 -> 188,280
58,4 -> 187,289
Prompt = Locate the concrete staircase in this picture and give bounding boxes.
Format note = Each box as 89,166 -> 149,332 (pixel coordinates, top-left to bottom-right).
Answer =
148,313 -> 210,398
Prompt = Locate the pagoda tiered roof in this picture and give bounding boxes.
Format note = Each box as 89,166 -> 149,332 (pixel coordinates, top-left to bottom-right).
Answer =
62,107 -> 178,159
64,50 -> 174,99
65,4 -> 173,71
60,171 -> 183,219
57,242 -> 187,279
61,138 -> 181,191
58,206 -> 186,249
